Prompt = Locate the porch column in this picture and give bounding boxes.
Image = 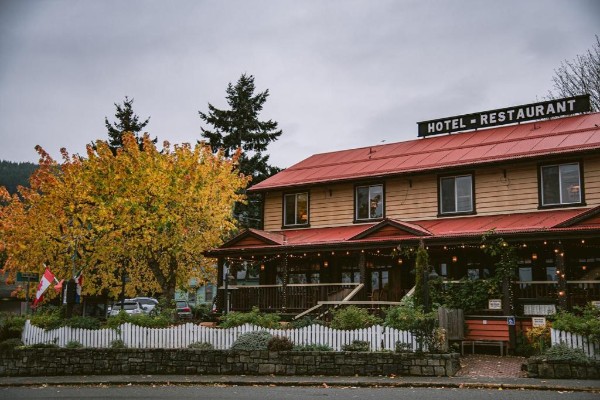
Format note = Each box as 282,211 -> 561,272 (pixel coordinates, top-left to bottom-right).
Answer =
359,251 -> 366,284
556,246 -> 568,310
281,255 -> 288,312
217,257 -> 225,313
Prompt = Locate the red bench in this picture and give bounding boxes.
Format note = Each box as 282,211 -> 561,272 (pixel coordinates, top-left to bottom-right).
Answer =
461,318 -> 510,356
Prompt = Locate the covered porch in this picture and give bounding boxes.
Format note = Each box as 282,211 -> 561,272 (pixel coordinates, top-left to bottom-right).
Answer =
206,208 -> 600,318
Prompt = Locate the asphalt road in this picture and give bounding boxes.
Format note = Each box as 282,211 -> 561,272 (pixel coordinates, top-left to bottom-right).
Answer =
1,385 -> 597,400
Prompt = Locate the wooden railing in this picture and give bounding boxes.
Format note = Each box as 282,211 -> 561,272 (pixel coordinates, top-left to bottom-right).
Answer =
515,280 -> 600,307
218,283 -> 366,313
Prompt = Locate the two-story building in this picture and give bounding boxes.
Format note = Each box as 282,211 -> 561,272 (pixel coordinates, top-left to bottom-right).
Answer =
206,97 -> 600,319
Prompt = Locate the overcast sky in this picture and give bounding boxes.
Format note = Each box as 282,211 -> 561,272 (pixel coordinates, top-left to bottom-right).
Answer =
0,0 -> 598,169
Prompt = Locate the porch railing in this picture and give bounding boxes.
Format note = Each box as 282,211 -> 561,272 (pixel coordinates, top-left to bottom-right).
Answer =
218,282 -> 366,313
515,280 -> 600,307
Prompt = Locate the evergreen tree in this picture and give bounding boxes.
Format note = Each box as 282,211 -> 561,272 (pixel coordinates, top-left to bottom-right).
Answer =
0,161 -> 37,194
104,96 -> 154,153
199,74 -> 282,229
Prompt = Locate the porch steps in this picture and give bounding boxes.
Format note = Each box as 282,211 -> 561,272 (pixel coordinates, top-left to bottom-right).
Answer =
293,283 -> 364,320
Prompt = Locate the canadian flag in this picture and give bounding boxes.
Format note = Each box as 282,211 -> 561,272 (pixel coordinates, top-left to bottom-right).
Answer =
33,267 -> 56,307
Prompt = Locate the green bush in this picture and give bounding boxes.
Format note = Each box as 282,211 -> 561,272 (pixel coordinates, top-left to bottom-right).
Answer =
65,340 -> 83,349
341,340 -> 370,352
330,306 -> 382,330
551,304 -> 600,341
384,302 -> 438,352
267,335 -> 294,351
110,339 -> 126,349
540,343 -> 591,364
0,338 -> 24,352
30,309 -> 63,330
104,311 -> 172,329
0,313 -> 26,341
65,316 -> 101,330
219,307 -> 280,329
292,343 -> 333,352
28,342 -> 59,348
188,341 -> 214,350
230,330 -> 273,351
290,316 -> 322,329
395,341 -> 413,352
192,304 -> 210,321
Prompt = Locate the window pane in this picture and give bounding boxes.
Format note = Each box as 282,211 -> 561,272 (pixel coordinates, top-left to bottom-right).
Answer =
356,186 -> 369,219
440,177 -> 456,213
455,176 -> 472,212
296,193 -> 308,224
369,185 -> 383,218
542,166 -> 560,205
560,164 -> 581,204
546,267 -> 557,281
284,194 -> 296,225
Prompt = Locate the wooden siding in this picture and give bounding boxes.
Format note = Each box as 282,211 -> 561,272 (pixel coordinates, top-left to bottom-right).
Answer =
262,156 -> 600,230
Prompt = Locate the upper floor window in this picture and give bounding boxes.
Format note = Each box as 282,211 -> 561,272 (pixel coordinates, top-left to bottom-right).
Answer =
439,174 -> 474,215
540,162 -> 582,207
283,192 -> 309,227
355,184 -> 384,221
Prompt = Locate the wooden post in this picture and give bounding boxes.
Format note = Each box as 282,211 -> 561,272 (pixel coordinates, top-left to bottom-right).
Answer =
217,257 -> 225,313
556,246 -> 568,310
281,255 -> 288,312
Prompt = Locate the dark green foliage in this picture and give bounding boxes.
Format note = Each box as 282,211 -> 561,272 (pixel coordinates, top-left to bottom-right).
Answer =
290,316 -> 323,329
30,308 -> 64,330
267,335 -> 294,351
230,330 -> 273,351
341,340 -> 370,352
540,343 -> 591,364
28,342 -> 59,348
0,160 -> 37,194
292,343 -> 334,351
103,96 -> 155,154
219,306 -> 280,328
199,74 -> 282,229
0,313 -> 26,341
104,311 -> 173,329
65,340 -> 83,348
550,303 -> 600,341
413,242 -> 429,308
64,316 -> 101,330
384,300 -> 438,352
329,305 -> 382,330
0,338 -> 24,352
110,339 -> 126,349
192,304 -> 210,321
395,341 -> 413,352
188,341 -> 214,350
430,278 -> 499,314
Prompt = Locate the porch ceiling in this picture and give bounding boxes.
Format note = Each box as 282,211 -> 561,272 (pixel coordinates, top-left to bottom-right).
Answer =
206,207 -> 600,256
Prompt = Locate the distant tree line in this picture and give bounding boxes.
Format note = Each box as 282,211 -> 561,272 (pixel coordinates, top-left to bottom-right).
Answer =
0,161 -> 37,194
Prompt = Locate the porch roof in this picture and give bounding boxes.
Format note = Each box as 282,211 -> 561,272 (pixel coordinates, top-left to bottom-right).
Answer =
249,112 -> 600,192
207,206 -> 600,256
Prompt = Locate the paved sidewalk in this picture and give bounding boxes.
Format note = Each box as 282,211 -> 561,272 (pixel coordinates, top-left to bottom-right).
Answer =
0,374 -> 598,392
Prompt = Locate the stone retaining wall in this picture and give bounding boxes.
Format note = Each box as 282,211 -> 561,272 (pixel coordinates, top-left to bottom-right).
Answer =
527,358 -> 600,379
0,348 -> 460,377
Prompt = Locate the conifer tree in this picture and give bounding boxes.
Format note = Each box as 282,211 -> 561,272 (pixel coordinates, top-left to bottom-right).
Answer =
199,74 -> 282,229
104,96 -> 154,154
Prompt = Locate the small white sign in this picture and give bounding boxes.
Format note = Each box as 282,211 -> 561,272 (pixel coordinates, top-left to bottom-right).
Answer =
592,301 -> 600,309
488,299 -> 502,310
532,317 -> 547,327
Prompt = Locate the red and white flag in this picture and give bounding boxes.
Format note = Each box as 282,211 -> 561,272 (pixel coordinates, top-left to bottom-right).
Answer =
32,267 -> 56,308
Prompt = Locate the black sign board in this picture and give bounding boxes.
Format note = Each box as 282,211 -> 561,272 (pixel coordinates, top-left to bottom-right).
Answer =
17,272 -> 39,282
417,94 -> 591,137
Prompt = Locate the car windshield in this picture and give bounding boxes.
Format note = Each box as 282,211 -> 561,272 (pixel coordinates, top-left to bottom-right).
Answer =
136,299 -> 157,305
176,301 -> 187,308
113,303 -> 138,310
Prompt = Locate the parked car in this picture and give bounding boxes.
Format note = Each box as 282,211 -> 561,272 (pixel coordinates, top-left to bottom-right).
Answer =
176,300 -> 192,319
131,297 -> 159,314
109,300 -> 144,316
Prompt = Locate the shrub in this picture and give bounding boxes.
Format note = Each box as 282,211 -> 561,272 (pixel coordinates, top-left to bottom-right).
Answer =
384,302 -> 438,352
293,343 -> 334,352
341,340 -> 370,352
65,316 -> 101,330
551,304 -> 600,341
28,343 -> 59,348
0,313 -> 26,341
525,325 -> 551,355
0,338 -> 24,352
231,330 -> 273,351
395,341 -> 413,352
192,304 -> 210,321
267,335 -> 294,351
188,341 -> 214,350
65,340 -> 83,349
219,307 -> 280,328
290,316 -> 322,329
30,308 -> 63,330
104,311 -> 172,329
329,306 -> 382,330
540,343 -> 591,364
110,339 -> 126,349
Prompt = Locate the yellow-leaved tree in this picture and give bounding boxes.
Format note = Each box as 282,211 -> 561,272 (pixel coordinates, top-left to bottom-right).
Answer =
0,133 -> 248,302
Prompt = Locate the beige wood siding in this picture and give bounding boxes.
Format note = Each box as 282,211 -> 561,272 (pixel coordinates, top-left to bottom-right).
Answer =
261,155 -> 600,230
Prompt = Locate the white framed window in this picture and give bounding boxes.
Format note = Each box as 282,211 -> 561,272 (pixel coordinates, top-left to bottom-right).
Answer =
540,163 -> 582,206
283,192 -> 309,226
439,175 -> 473,215
355,184 -> 384,220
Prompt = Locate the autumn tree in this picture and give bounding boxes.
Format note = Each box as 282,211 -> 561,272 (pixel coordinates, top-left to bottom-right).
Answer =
547,35 -> 600,111
104,96 -> 155,153
199,74 -> 282,229
0,134 -> 248,303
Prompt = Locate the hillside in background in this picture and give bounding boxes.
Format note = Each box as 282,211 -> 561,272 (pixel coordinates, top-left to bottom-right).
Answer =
0,160 -> 37,194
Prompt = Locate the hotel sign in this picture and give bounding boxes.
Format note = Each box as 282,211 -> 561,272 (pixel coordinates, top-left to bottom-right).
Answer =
417,94 -> 591,137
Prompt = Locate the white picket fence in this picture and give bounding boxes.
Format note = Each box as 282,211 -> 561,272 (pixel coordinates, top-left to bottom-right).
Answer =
21,320 -> 416,351
551,328 -> 600,360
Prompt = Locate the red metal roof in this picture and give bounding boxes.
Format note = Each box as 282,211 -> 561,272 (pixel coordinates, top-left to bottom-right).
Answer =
210,208 -> 598,255
250,113 -> 600,192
